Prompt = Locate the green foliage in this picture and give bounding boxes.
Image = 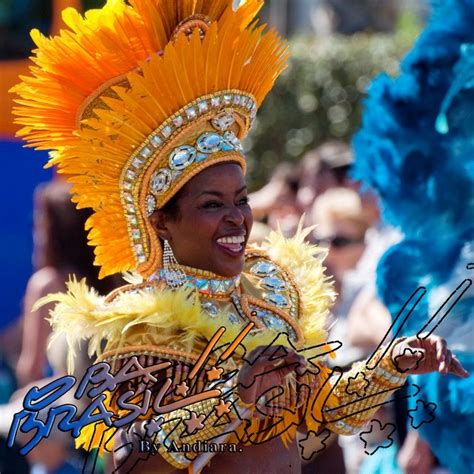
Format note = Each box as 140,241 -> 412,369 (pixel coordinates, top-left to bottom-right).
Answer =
245,32 -> 417,189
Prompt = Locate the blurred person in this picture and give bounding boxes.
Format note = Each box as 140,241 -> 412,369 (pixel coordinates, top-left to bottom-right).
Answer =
297,141 -> 354,213
249,161 -> 302,235
15,180 -> 121,388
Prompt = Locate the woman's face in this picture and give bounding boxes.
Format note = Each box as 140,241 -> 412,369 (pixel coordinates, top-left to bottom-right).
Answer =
151,163 -> 253,277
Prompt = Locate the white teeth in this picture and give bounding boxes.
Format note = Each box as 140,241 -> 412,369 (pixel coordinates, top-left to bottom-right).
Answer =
217,235 -> 245,244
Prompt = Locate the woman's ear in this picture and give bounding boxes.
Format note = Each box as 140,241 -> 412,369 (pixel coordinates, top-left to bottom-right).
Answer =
149,210 -> 172,242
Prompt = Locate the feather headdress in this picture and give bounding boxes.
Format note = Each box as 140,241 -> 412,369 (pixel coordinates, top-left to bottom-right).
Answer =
12,0 -> 288,278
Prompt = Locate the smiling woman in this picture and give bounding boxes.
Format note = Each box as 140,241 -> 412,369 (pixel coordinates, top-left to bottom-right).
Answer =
12,0 -> 469,473
150,163 -> 253,278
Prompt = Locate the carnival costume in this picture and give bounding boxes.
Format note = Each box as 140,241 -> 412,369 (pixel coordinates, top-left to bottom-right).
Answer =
353,0 -> 474,472
13,1 -> 408,470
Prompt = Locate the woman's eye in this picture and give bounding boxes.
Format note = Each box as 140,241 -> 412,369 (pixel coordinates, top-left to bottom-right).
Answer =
238,196 -> 249,206
203,201 -> 222,209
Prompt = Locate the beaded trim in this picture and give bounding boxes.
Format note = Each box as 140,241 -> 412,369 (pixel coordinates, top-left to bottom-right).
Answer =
153,268 -> 241,298
146,129 -> 244,215
119,89 -> 256,267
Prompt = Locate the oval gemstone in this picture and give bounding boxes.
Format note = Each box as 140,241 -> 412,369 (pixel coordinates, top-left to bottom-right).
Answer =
196,133 -> 222,153
261,276 -> 287,291
263,315 -> 285,331
169,145 -> 196,170
145,194 -> 156,216
265,292 -> 290,308
251,261 -> 278,276
150,169 -> 172,194
201,301 -> 218,318
211,112 -> 235,131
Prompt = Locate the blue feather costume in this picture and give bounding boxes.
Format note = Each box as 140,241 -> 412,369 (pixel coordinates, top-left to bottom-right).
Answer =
353,1 -> 474,472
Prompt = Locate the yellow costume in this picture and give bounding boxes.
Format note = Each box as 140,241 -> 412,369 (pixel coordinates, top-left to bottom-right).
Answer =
13,0 -> 406,470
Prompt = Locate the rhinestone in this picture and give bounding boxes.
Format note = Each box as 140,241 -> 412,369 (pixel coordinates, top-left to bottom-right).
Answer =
126,170 -> 136,180
151,135 -> 162,148
146,194 -> 156,216
201,301 -> 219,318
128,214 -> 138,225
250,107 -> 257,119
135,244 -> 144,254
251,261 -> 278,276
132,157 -> 143,168
240,96 -> 248,108
132,229 -> 141,240
124,181 -> 133,191
169,145 -> 196,170
196,153 -> 207,162
211,96 -> 221,107
151,169 -> 172,194
211,112 -> 235,131
233,95 -> 241,105
162,125 -> 173,138
138,255 -> 146,263
223,94 -> 232,105
263,315 -> 285,331
126,204 -> 135,213
265,292 -> 290,308
246,100 -> 254,110
261,276 -> 287,291
195,279 -> 210,293
220,140 -> 234,152
173,115 -> 184,127
223,131 -> 243,151
124,193 -> 133,203
228,313 -> 240,325
198,101 -> 208,113
141,147 -> 153,159
186,108 -> 197,120
196,132 -> 222,153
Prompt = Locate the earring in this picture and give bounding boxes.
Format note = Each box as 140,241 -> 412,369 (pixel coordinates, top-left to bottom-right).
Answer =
162,240 -> 186,288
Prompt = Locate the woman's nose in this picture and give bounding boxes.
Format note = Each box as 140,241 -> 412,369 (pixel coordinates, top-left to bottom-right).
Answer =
225,205 -> 245,225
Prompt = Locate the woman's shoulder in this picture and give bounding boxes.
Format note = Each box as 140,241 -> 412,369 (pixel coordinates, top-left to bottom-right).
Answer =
242,226 -> 336,347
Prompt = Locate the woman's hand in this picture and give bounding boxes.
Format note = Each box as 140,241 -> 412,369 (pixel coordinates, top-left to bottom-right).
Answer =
391,334 -> 469,377
238,345 -> 307,405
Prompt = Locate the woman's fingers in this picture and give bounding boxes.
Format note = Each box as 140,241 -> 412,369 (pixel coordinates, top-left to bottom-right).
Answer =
439,349 -> 451,375
448,355 -> 469,378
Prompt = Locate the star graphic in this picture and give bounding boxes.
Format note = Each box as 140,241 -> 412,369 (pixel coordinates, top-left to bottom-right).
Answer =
184,412 -> 206,435
359,419 -> 396,455
408,399 -> 437,429
206,366 -> 224,382
145,417 -> 164,438
345,372 -> 370,397
214,400 -> 232,417
298,429 -> 331,461
174,381 -> 189,397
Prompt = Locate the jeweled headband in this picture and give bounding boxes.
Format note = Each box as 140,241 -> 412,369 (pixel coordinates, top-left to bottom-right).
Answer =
12,0 -> 289,278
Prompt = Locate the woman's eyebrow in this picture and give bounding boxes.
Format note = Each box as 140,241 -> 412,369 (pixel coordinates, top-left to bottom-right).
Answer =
197,186 -> 247,198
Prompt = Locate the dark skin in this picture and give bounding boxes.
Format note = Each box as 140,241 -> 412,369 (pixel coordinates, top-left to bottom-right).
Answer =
115,163 -> 468,473
150,163 -> 253,278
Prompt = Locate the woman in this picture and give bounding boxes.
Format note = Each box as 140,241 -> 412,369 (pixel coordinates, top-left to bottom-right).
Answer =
12,1 -> 468,472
